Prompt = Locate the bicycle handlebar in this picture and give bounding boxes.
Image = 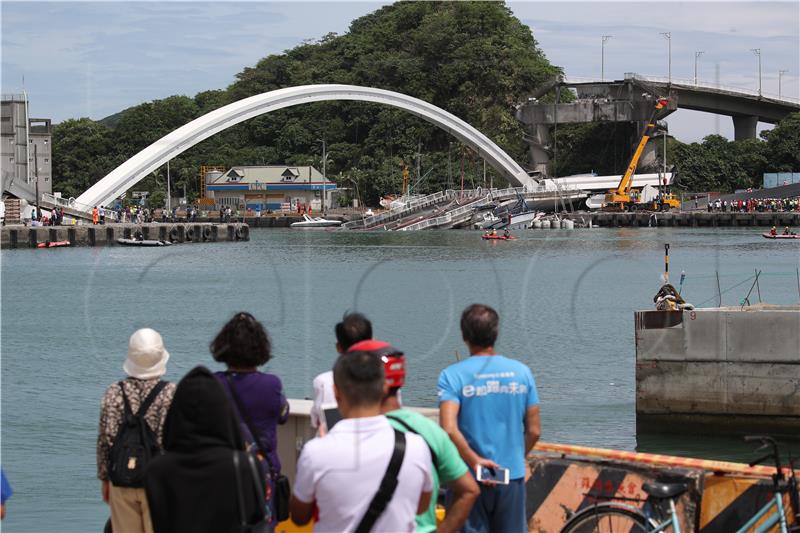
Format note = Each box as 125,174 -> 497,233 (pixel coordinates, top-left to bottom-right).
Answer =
749,452 -> 774,468
744,435 -> 783,479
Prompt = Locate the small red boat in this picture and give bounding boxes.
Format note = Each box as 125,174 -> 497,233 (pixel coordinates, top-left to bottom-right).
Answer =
482,234 -> 516,240
36,240 -> 71,248
762,233 -> 799,240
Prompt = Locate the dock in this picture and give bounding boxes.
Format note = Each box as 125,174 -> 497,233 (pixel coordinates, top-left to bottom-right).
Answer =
635,305 -> 800,431
0,222 -> 249,249
573,211 -> 800,228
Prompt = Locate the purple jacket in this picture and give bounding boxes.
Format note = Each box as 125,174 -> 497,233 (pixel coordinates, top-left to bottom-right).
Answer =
215,371 -> 290,473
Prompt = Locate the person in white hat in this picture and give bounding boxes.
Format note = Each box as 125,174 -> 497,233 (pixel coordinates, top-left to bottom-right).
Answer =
97,328 -> 177,533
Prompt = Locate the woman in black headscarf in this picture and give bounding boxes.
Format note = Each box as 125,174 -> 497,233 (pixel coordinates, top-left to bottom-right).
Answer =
145,366 -> 265,533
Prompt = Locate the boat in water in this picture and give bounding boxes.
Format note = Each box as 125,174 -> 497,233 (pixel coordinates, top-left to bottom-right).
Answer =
762,232 -> 799,240
481,234 -> 516,241
290,214 -> 343,228
116,238 -> 172,246
36,240 -> 71,248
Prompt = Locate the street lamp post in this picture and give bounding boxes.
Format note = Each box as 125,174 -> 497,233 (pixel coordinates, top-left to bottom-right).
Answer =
778,69 -> 788,99
750,48 -> 762,96
316,138 -> 327,212
601,35 -> 613,81
694,51 -> 704,85
660,32 -> 672,84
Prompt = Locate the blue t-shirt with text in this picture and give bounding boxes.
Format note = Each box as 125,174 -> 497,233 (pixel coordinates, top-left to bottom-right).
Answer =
437,355 -> 539,480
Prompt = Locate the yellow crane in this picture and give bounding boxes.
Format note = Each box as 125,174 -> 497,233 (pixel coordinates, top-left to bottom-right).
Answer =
604,98 -> 680,211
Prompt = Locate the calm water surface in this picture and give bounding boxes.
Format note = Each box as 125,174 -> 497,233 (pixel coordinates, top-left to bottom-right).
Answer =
2,227 -> 799,531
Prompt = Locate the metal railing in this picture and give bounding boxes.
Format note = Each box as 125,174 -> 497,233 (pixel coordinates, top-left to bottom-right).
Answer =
563,74 -> 799,105
40,193 -> 94,213
627,73 -> 800,105
342,190 -> 447,229
400,194 -> 493,231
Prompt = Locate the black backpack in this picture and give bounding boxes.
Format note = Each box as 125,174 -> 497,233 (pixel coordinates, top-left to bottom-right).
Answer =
108,381 -> 167,488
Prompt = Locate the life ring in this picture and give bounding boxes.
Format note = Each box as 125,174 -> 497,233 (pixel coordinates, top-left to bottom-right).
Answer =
235,225 -> 249,240
169,227 -> 179,241
185,227 -> 195,241
202,226 -> 212,240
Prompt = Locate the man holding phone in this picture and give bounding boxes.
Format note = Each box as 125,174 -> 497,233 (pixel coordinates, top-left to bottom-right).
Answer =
438,304 -> 541,533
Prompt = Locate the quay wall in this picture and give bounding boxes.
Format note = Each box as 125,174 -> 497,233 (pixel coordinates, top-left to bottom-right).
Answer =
0,222 -> 249,249
634,307 -> 800,429
573,211 -> 800,228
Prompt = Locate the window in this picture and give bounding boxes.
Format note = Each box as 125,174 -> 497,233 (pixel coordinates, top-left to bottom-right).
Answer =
44,158 -> 49,163
44,140 -> 48,145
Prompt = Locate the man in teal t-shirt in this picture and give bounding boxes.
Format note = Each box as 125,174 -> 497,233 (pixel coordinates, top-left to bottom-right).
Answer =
348,339 -> 480,533
438,304 -> 541,533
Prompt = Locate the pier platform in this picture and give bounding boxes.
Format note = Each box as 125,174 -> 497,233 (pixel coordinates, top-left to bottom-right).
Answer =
0,222 -> 249,249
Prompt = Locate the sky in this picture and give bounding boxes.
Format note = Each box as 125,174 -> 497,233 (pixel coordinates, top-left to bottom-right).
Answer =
1,0 -> 798,143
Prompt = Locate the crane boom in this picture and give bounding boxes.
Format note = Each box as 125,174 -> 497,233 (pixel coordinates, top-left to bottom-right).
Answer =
605,98 -> 669,207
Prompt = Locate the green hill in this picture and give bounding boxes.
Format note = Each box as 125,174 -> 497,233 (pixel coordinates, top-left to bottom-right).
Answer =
52,1 -> 561,202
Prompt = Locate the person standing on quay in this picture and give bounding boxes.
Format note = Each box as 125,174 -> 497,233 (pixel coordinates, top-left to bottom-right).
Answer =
291,350 -> 433,532
97,328 -> 176,533
99,205 -> 106,224
211,312 -> 289,528
438,304 -> 541,533
146,366 -> 266,533
92,205 -> 99,225
358,339 -> 480,533
310,312 -> 373,436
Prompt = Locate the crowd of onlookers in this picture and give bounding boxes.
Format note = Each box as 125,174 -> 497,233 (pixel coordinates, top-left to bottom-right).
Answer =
89,304 -> 539,533
705,197 -> 800,213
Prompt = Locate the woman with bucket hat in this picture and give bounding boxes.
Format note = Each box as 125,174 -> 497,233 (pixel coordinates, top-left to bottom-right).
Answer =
97,328 -> 176,533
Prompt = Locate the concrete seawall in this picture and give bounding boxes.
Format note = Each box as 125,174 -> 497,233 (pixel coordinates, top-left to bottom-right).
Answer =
635,306 -> 800,431
0,222 -> 249,249
575,211 -> 800,228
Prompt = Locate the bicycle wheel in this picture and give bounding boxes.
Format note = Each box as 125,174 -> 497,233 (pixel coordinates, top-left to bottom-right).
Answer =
561,503 -> 650,533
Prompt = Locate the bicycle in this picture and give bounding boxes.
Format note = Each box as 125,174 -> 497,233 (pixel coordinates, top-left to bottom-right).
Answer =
560,436 -> 799,533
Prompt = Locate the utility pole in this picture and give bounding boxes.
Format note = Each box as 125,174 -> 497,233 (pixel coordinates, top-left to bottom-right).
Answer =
166,160 -> 171,211
415,140 -> 421,194
601,35 -> 613,81
751,48 -> 762,96
778,69 -> 788,99
694,51 -> 704,85
317,138 -> 327,211
34,144 -> 40,218
447,142 -> 452,190
660,32 -> 672,84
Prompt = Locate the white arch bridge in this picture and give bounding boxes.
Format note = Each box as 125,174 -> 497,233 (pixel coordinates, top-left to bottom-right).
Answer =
75,84 -> 536,211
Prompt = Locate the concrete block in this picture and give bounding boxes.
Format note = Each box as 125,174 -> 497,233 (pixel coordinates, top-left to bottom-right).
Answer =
725,310 -> 800,363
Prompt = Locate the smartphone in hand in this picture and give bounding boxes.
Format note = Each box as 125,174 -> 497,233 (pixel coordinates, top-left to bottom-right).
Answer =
475,465 -> 509,484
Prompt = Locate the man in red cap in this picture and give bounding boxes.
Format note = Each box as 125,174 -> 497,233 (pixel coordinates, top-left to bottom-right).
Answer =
349,339 -> 480,533
291,348 -> 433,532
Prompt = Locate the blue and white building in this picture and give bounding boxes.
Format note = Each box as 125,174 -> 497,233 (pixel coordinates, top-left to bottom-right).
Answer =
206,166 -> 337,211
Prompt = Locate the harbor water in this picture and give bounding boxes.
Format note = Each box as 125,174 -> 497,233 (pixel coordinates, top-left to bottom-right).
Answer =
2,227 -> 799,531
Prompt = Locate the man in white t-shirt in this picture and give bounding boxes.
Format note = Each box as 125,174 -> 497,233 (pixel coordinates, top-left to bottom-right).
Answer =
291,350 -> 433,532
310,312 -> 373,435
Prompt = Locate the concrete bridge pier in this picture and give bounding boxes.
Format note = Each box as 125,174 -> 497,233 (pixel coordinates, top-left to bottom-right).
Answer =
733,115 -> 758,140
